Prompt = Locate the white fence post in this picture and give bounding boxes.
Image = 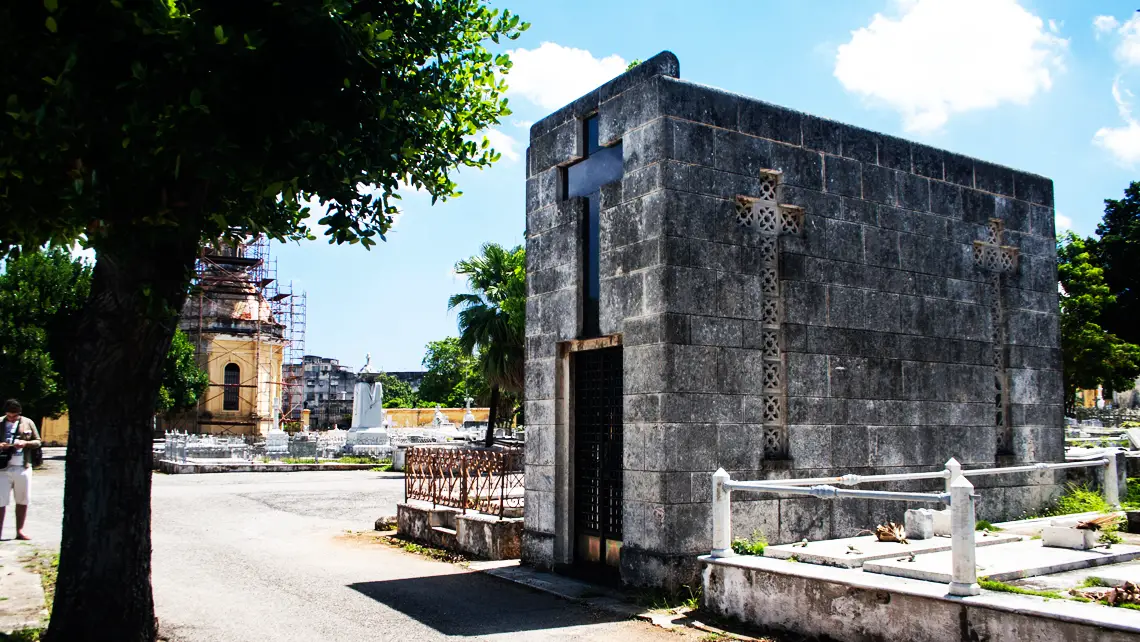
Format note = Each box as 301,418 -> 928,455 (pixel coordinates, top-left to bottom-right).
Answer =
1104,449 -> 1121,508
948,475 -> 980,597
944,457 -> 961,494
711,468 -> 734,558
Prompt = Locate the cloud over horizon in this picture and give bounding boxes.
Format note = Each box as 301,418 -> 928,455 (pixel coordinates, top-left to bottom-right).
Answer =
835,0 -> 1067,133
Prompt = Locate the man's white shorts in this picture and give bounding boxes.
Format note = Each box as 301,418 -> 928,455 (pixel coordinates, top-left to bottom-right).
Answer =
0,466 -> 30,507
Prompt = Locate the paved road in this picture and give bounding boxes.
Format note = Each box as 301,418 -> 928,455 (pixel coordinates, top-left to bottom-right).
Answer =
11,452 -> 694,642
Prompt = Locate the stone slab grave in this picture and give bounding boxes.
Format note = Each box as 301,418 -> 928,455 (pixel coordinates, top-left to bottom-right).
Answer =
864,539 -> 1140,582
764,531 -> 1022,568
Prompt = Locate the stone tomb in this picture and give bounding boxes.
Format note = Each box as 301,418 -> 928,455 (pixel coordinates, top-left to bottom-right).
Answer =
522,51 -> 1063,589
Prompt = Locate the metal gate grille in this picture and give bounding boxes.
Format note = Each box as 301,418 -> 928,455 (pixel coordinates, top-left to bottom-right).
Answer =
573,347 -> 623,546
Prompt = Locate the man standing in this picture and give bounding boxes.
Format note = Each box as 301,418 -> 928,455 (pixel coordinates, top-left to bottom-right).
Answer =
1,399 -> 40,540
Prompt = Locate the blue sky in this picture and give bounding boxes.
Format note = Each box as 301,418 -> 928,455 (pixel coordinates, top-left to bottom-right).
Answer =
273,0 -> 1140,372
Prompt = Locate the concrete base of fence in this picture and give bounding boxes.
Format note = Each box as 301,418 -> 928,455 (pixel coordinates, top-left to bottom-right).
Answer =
702,554 -> 1140,642
156,459 -> 383,474
396,502 -> 523,560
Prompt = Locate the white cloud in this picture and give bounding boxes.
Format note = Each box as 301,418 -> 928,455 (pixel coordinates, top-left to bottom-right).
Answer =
1055,212 -> 1072,231
1114,14 -> 1140,66
484,129 -> 520,162
1093,78 -> 1140,165
512,120 -> 533,130
834,0 -> 1067,133
505,42 -> 626,110
1094,15 -> 1120,36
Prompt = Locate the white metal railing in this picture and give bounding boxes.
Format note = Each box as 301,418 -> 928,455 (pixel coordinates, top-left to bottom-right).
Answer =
709,451 -> 1120,597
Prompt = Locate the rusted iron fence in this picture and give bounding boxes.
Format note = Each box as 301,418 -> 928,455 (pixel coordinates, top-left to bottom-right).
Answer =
404,446 -> 524,519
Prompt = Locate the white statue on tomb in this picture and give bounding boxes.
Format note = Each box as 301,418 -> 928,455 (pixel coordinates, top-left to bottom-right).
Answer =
463,396 -> 475,424
350,354 -> 387,431
432,405 -> 453,427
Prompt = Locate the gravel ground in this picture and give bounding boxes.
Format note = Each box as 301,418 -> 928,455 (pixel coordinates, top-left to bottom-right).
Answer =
13,451 -> 695,642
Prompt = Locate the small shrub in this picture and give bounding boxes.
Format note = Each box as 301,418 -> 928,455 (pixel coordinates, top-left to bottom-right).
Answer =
730,530 -> 768,556
1041,484 -> 1111,517
975,520 -> 1003,531
1100,530 -> 1124,547
1123,478 -> 1140,509
682,584 -> 702,610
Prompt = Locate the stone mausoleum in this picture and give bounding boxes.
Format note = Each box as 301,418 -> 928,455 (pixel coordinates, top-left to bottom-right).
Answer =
521,52 -> 1063,589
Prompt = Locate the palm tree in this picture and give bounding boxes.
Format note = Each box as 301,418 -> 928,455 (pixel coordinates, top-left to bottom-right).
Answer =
448,243 -> 525,448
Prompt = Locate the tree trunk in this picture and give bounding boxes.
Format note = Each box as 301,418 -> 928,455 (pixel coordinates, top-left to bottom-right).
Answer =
44,224 -> 199,642
484,385 -> 500,449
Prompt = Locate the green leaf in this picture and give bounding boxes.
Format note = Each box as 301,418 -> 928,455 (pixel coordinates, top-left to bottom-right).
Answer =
44,16 -> 57,33
189,88 -> 201,107
10,169 -> 23,180
41,76 -> 56,86
377,29 -> 393,40
343,78 -> 350,88
121,138 -> 130,148
44,0 -> 58,12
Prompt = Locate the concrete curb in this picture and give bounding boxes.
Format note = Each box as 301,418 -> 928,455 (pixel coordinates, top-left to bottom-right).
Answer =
0,546 -> 46,634
157,460 -> 405,475
470,561 -> 694,630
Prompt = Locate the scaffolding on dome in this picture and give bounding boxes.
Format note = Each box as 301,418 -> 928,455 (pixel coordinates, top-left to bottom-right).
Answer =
163,235 -> 306,436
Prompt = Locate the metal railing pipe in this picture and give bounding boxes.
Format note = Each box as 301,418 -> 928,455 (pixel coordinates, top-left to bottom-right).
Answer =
723,481 -> 950,505
758,470 -> 949,487
961,459 -> 1106,477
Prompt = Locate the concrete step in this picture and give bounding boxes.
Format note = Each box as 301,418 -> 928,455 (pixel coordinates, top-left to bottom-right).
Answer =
431,526 -> 457,536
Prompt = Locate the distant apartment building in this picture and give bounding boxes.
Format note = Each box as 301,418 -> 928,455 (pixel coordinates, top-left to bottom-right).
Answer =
282,355 -> 356,429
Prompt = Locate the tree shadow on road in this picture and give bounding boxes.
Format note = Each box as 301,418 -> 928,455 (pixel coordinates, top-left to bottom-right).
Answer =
348,572 -> 629,636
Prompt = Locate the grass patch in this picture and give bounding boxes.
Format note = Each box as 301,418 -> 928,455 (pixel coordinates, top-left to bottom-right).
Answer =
638,584 -> 702,613
279,457 -> 318,464
0,629 -> 43,642
19,550 -> 58,617
975,520 -> 1003,531
334,455 -> 390,465
379,535 -> 467,564
1079,577 -> 1110,589
979,578 -> 1068,600
1119,602 -> 1140,611
730,530 -> 768,556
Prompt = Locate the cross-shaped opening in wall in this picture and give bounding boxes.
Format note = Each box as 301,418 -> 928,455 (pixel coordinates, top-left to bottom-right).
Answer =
562,115 -> 622,338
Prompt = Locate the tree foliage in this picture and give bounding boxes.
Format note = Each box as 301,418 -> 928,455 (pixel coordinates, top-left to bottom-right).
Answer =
449,243 -> 524,445
0,3 -> 527,638
0,249 -> 208,417
449,244 -> 525,390
1092,181 -> 1140,345
0,247 -> 90,419
1057,232 -> 1140,410
417,337 -> 487,407
1,1 -> 528,256
155,329 -> 208,414
378,372 -> 416,408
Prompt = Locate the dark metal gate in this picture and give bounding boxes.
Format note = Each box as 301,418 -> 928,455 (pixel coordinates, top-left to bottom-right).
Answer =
572,346 -> 623,570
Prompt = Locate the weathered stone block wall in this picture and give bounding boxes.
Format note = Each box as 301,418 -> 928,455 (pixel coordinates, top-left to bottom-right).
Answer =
522,51 -> 1063,589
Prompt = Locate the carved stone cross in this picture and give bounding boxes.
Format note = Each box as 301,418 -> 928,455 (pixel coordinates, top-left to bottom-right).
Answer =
734,170 -> 803,460
973,219 -> 1019,455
